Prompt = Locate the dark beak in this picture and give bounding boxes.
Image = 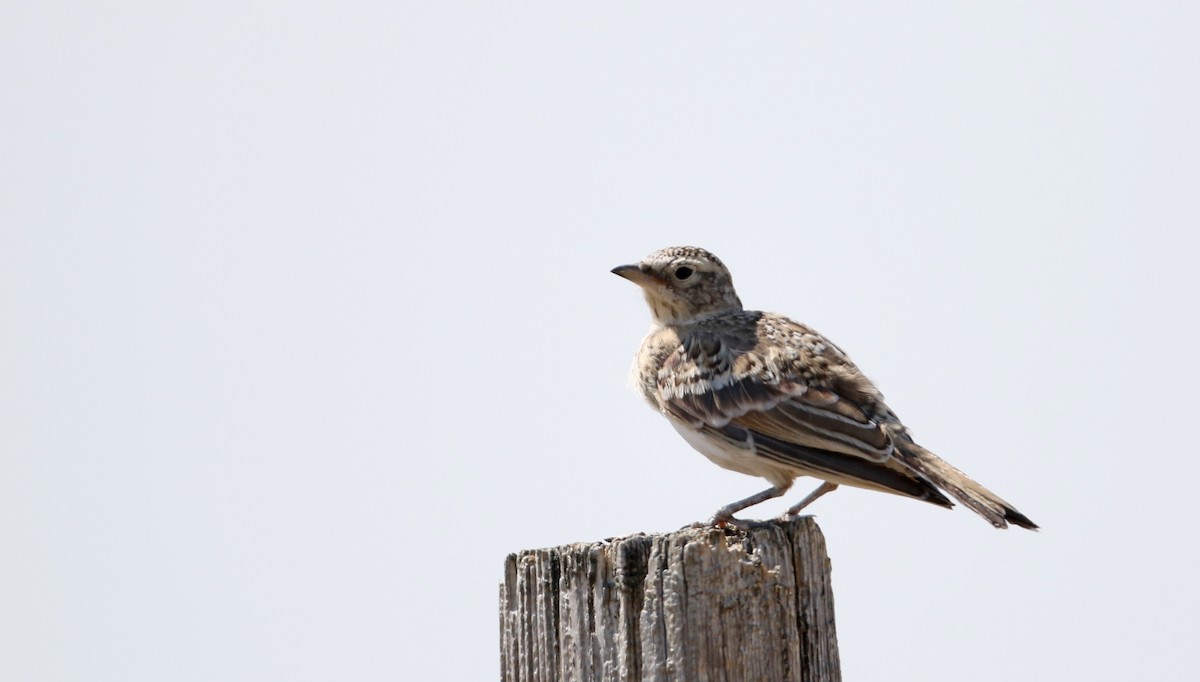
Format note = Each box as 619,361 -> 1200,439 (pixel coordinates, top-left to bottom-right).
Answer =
611,264 -> 663,288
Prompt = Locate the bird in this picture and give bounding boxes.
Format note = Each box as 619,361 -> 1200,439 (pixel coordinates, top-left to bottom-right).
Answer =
612,246 -> 1037,530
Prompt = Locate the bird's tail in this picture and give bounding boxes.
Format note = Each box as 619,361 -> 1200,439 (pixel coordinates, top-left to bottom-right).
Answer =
896,440 -> 1038,530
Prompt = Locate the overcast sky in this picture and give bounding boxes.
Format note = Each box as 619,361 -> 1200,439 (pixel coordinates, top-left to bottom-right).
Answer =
3,3 -> 1198,681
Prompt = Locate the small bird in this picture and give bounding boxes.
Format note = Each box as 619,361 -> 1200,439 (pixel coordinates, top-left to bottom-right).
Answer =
612,246 -> 1037,530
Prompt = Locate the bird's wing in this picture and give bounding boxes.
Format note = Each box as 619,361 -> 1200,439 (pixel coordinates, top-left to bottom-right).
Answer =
656,322 -> 951,505
656,324 -> 896,463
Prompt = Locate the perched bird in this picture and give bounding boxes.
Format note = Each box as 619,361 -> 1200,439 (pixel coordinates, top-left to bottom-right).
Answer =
612,246 -> 1037,530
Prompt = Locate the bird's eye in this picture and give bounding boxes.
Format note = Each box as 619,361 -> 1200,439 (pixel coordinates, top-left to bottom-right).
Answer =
674,266 -> 694,280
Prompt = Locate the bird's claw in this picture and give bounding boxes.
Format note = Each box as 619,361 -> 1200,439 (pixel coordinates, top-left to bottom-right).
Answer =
684,515 -> 767,531
684,515 -> 738,530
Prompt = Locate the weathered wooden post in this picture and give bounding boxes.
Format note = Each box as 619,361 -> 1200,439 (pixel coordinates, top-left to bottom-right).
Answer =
500,517 -> 840,682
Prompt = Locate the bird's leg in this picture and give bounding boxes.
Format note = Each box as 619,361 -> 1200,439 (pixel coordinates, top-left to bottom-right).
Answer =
782,481 -> 839,518
695,485 -> 789,529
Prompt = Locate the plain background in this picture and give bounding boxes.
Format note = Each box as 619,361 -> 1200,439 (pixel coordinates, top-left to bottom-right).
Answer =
3,3 -> 1198,680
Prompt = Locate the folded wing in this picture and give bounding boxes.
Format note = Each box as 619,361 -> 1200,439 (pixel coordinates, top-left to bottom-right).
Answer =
657,326 -> 952,507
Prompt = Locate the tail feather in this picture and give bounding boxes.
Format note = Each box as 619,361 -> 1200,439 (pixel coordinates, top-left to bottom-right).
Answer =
896,441 -> 1038,530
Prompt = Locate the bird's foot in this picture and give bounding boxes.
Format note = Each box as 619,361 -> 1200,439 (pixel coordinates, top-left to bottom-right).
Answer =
685,516 -> 726,530
686,514 -> 741,530
685,515 -> 771,531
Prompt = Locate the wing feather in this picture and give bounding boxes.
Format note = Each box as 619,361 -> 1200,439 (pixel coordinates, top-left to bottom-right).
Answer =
658,326 -> 895,463
707,424 -> 951,506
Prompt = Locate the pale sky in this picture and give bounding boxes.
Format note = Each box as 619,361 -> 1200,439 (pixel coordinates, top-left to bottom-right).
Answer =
3,3 -> 1198,681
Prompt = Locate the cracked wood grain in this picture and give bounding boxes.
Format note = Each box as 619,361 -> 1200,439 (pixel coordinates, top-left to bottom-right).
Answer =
500,517 -> 839,682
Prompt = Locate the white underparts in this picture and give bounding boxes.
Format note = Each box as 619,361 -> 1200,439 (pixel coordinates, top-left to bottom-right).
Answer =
668,418 -> 795,490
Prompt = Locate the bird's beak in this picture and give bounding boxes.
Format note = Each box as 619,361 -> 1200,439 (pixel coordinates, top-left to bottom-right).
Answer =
611,264 -> 663,288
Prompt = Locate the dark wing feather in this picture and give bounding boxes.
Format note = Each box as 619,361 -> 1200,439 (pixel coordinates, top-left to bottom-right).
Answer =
657,326 -> 896,462
708,424 -> 952,507
657,321 -> 951,506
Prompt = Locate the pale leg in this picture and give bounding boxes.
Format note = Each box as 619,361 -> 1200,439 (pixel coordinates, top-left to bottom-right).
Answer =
783,481 -> 839,517
698,485 -> 789,528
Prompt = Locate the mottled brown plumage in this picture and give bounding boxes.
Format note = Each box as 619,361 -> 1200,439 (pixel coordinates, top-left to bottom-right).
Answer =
613,246 -> 1037,530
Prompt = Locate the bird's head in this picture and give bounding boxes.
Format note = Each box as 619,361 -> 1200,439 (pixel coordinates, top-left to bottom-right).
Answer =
612,246 -> 743,325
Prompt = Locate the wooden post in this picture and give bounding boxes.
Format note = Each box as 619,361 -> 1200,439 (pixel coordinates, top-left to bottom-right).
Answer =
500,517 -> 840,682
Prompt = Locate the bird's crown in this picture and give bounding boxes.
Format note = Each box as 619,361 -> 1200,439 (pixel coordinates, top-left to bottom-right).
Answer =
613,246 -> 743,325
